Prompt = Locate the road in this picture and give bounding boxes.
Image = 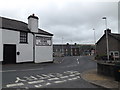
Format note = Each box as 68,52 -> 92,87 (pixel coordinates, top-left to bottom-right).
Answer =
2,56 -> 105,89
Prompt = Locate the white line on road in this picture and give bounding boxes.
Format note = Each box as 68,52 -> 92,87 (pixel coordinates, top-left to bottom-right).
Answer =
68,76 -> 80,81
69,74 -> 75,77
1,70 -> 17,72
77,59 -> 80,64
28,80 -> 44,84
1,68 -> 43,73
48,77 -> 59,81
45,83 -> 51,86
34,84 -> 42,88
60,76 -> 69,79
6,83 -> 24,88
54,80 -> 67,84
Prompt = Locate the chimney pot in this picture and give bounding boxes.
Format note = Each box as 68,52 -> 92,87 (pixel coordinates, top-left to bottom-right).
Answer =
104,28 -> 111,34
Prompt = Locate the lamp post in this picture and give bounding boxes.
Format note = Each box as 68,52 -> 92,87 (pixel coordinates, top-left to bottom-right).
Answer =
93,28 -> 96,56
62,36 -> 64,56
102,17 -> 109,61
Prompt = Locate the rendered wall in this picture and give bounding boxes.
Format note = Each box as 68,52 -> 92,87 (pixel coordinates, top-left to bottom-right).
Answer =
28,18 -> 38,33
17,33 -> 33,63
2,29 -> 33,63
35,35 -> 53,63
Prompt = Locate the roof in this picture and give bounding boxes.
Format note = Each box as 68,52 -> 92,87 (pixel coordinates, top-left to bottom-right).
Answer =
96,33 -> 120,44
109,33 -> 120,41
0,17 -> 53,36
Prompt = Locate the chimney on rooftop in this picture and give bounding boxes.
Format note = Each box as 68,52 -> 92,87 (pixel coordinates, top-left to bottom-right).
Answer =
28,14 -> 39,33
104,28 -> 111,34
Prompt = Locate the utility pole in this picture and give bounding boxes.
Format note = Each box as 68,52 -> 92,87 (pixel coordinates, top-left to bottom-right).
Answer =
62,36 -> 64,56
93,28 -> 96,56
102,17 -> 109,61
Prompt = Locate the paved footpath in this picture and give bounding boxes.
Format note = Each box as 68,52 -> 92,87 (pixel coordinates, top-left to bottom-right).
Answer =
81,69 -> 120,89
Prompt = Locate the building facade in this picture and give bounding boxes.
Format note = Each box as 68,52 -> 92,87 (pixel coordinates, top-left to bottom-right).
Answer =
96,29 -> 120,60
53,43 -> 95,57
0,14 -> 53,64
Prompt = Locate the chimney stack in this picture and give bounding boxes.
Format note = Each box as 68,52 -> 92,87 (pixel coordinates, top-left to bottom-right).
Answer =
104,28 -> 111,34
28,14 -> 39,33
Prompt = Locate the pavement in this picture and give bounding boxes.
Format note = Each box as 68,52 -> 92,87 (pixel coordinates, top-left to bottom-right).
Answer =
81,69 -> 120,89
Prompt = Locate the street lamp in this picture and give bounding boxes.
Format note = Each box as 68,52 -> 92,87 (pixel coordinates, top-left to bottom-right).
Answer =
102,17 -> 109,61
61,36 -> 64,56
93,28 -> 96,56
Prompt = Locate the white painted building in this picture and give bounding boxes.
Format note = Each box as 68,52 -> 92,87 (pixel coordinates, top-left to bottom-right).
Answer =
0,14 -> 53,64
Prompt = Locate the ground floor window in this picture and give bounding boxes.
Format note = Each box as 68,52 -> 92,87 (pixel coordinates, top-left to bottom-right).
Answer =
36,36 -> 52,46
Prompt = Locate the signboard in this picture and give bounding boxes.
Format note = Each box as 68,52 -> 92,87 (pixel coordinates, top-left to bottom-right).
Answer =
36,36 -> 52,46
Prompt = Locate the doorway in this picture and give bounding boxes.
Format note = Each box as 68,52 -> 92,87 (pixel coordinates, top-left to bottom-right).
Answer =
3,44 -> 16,64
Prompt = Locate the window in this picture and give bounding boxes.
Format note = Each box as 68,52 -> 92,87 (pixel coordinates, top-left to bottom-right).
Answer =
36,36 -> 52,46
115,52 -> 119,56
20,32 -> 28,43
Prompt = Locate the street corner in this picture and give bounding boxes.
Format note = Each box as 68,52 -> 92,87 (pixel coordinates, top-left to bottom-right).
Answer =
81,69 -> 119,89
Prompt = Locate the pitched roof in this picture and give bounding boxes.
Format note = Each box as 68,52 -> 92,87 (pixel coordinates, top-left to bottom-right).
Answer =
109,33 -> 120,41
0,17 -> 53,36
96,33 -> 120,44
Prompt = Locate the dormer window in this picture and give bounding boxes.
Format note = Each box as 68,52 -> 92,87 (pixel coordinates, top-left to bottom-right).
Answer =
20,32 -> 28,44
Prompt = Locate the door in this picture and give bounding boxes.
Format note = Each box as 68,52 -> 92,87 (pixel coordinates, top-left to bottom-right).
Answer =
3,44 -> 16,64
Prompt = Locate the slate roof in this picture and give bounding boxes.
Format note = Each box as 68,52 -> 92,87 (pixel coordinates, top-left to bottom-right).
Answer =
96,33 -> 120,44
0,17 -> 53,36
109,33 -> 120,41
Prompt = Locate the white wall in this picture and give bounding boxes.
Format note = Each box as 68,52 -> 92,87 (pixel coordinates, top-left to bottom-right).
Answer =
17,33 -> 33,63
28,18 -> 38,33
35,46 -> 53,63
0,29 -> 3,61
2,29 -> 33,63
35,34 -> 53,63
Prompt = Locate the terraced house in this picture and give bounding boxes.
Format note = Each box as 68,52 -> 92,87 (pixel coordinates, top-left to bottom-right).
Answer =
96,29 -> 120,60
0,14 -> 53,64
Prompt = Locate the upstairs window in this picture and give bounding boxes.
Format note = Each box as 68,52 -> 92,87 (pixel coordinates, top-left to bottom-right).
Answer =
20,32 -> 28,43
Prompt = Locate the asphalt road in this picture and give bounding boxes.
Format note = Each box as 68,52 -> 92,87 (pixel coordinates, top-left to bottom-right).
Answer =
2,56 -> 106,89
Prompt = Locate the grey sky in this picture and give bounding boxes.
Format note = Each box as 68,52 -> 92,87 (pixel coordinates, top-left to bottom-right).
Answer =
0,0 -> 119,44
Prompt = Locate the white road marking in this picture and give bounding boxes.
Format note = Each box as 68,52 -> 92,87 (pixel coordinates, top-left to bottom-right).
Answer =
1,70 -> 17,72
60,76 -> 69,79
28,80 -> 44,84
45,83 -> 51,86
68,76 -> 80,81
69,74 -> 76,77
54,80 -> 67,84
77,59 -> 80,64
56,73 -> 63,77
6,83 -> 24,87
2,68 -> 43,73
36,75 -> 45,79
48,77 -> 59,81
74,73 -> 81,75
15,77 -> 26,83
34,84 -> 42,88
76,76 -> 81,78
68,78 -> 77,81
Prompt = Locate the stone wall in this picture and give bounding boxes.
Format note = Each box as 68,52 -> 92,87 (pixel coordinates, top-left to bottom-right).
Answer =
97,62 -> 120,81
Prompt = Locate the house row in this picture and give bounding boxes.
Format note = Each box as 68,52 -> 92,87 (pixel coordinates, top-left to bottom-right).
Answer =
0,14 -> 53,64
53,43 -> 95,57
96,29 -> 120,60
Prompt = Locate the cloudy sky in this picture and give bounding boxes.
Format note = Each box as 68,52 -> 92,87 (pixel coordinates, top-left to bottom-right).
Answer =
0,0 -> 119,44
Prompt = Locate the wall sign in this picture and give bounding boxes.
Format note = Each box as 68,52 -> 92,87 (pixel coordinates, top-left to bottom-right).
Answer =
36,36 -> 52,46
